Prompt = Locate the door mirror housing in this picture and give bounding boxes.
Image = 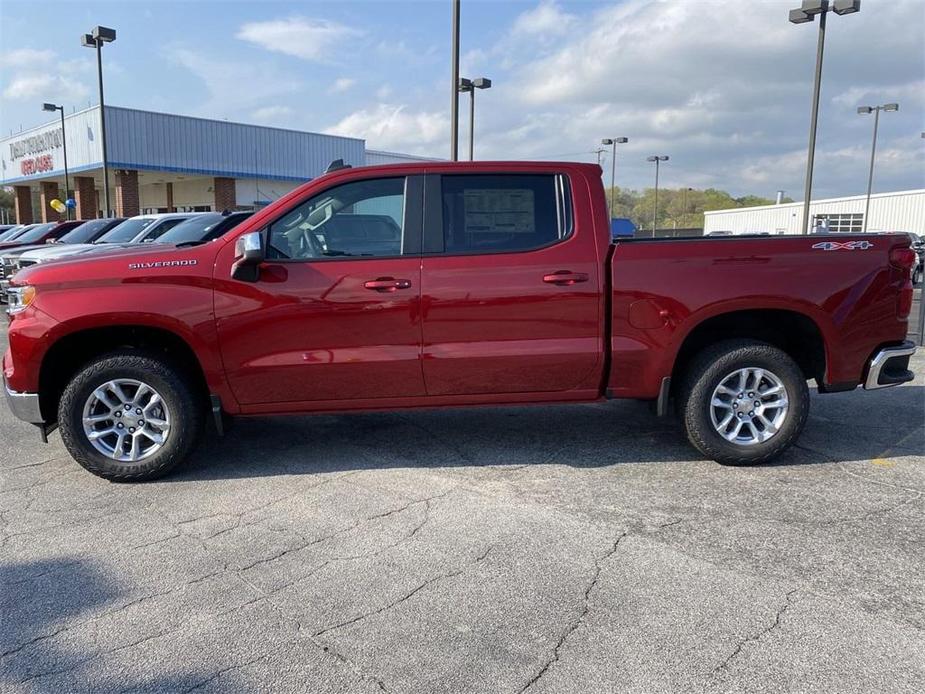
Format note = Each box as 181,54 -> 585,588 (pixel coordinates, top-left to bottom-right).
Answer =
232,231 -> 265,282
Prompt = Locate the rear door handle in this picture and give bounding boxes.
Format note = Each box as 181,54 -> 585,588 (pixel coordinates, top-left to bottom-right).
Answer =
364,277 -> 412,292
543,271 -> 589,286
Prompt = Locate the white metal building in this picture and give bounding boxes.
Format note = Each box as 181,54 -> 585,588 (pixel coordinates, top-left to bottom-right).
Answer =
1,105 -> 435,224
703,189 -> 925,236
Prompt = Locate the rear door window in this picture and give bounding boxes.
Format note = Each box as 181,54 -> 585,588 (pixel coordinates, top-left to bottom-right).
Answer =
435,174 -> 572,255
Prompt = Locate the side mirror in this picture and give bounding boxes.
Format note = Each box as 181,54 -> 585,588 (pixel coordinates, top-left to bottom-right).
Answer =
232,231 -> 265,282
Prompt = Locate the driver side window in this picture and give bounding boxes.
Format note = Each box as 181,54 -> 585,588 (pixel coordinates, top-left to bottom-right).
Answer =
267,177 -> 406,260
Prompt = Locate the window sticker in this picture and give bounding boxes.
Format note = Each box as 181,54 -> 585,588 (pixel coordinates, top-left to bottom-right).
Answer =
463,189 -> 535,234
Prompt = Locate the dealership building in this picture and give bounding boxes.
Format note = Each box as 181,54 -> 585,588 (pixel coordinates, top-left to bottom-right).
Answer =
704,189 -> 925,235
1,105 -> 433,223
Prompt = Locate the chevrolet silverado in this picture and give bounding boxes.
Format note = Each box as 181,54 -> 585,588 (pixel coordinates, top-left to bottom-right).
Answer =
3,162 -> 917,481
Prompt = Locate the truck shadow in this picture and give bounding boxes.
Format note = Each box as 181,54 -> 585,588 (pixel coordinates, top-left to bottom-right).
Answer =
174,385 -> 925,482
0,558 -> 220,691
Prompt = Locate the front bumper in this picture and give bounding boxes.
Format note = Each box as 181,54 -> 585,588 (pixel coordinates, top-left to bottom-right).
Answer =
864,341 -> 917,390
4,376 -> 43,424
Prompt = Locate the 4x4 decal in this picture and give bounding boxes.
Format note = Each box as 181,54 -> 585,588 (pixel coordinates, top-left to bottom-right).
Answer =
811,240 -> 874,251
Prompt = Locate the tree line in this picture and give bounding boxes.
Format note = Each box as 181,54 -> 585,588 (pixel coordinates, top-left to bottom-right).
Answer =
605,186 -> 793,232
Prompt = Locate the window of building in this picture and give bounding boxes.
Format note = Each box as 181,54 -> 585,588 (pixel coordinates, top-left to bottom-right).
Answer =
813,213 -> 863,233
266,177 -> 406,260
439,174 -> 572,254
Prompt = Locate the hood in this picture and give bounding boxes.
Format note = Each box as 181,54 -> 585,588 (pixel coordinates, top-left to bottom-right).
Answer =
15,241 -> 213,289
1,243 -> 56,260
18,243 -> 98,262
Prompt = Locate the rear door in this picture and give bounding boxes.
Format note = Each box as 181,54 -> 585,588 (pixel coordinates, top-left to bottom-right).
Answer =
419,172 -> 603,396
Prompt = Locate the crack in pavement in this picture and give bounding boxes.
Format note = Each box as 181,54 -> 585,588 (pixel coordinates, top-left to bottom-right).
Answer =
312,543 -> 495,639
711,588 -> 801,675
519,532 -> 628,693
181,652 -> 273,693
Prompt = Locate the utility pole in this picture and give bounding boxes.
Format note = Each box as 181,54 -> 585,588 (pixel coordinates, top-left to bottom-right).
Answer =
450,0 -> 460,161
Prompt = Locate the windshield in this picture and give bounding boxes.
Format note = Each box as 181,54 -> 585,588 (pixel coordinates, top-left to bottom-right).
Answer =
97,218 -> 156,243
157,213 -> 251,244
0,226 -> 23,242
58,219 -> 121,244
10,222 -> 56,243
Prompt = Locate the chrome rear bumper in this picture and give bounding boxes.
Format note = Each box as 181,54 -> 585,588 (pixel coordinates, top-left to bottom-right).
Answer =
864,341 -> 916,390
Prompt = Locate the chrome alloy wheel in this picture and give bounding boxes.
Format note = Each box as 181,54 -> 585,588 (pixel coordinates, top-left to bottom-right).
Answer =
81,379 -> 171,462
709,368 -> 789,446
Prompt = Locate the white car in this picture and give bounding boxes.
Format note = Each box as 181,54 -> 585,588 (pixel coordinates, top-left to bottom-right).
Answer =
16,212 -> 205,270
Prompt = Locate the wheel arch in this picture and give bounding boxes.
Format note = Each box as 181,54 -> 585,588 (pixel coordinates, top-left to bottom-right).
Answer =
669,308 -> 827,395
38,324 -> 212,423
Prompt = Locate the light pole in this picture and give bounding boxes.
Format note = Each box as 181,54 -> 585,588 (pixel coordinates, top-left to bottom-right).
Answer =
42,102 -> 70,220
789,0 -> 861,234
647,155 -> 669,237
83,25 -> 116,218
857,103 -> 898,232
458,77 -> 491,161
450,0 -> 460,161
601,137 -> 628,221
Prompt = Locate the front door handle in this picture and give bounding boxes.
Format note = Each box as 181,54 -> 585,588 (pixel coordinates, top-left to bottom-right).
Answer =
543,271 -> 589,286
364,277 -> 412,292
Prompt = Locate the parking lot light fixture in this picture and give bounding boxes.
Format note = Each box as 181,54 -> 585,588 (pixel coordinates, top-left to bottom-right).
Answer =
789,0 -> 860,234
459,77 -> 491,161
647,155 -> 669,237
82,25 -> 116,218
42,103 -> 70,220
601,137 -> 628,221
858,102 -> 899,232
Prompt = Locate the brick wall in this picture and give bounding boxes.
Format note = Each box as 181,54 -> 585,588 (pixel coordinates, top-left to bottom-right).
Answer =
115,170 -> 140,218
213,177 -> 236,211
40,181 -> 62,222
13,186 -> 34,225
74,176 -> 98,220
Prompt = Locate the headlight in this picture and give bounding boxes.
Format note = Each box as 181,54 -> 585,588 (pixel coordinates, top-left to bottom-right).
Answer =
6,285 -> 36,315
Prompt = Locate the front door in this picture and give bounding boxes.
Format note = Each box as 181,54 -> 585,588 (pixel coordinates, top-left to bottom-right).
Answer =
215,175 -> 425,406
420,172 -> 603,396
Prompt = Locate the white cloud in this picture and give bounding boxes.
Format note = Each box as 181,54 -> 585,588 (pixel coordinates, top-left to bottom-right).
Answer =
325,103 -> 445,154
251,105 -> 294,123
0,48 -> 90,102
166,47 -> 303,116
0,48 -> 54,67
329,77 -> 356,93
236,17 -> 361,62
511,1 -> 575,37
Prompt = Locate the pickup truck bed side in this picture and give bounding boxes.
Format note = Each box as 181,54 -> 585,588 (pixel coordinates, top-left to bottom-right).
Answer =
608,234 -> 912,399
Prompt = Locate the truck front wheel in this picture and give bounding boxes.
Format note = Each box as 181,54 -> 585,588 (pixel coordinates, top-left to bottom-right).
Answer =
679,340 -> 809,465
58,351 -> 203,482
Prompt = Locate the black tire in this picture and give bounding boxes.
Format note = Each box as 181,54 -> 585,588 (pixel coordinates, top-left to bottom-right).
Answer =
58,351 -> 203,482
678,339 -> 809,465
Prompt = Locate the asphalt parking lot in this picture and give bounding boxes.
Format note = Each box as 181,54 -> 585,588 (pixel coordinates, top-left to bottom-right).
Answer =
1,328 -> 923,694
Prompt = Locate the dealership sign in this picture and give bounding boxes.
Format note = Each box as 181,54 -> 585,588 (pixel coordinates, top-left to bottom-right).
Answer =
8,127 -> 63,177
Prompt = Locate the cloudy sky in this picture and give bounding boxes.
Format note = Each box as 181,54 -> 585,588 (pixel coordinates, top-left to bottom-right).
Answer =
1,0 -> 922,198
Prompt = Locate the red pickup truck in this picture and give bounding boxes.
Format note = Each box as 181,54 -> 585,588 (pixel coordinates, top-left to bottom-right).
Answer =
3,162 -> 917,481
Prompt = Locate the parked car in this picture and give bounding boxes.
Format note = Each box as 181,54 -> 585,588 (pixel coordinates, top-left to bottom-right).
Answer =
155,211 -> 254,246
3,161 -> 916,481
15,212 -> 202,270
0,220 -> 83,252
0,225 -> 17,237
0,218 -> 126,298
907,232 -> 923,285
0,223 -> 38,244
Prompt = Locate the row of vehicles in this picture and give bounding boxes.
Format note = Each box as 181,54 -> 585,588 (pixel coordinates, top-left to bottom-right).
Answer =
0,212 -> 253,298
2,161 -> 918,482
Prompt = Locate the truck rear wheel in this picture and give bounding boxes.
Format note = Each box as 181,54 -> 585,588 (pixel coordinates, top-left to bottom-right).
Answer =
58,351 -> 203,482
679,340 -> 809,465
